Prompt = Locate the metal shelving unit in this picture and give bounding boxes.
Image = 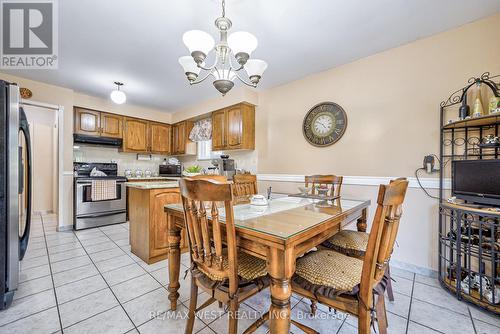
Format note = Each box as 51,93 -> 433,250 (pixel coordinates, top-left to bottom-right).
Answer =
438,72 -> 500,315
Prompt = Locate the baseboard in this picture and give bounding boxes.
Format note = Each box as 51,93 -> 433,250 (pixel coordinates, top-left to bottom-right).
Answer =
390,259 -> 438,278
56,224 -> 73,232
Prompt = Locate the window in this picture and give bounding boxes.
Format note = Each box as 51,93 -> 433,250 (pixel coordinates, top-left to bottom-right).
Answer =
197,140 -> 221,160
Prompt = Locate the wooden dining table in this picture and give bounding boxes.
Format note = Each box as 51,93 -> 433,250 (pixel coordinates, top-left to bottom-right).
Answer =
164,195 -> 370,333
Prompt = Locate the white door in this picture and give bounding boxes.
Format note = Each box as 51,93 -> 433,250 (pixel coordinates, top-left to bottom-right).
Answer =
23,105 -> 58,214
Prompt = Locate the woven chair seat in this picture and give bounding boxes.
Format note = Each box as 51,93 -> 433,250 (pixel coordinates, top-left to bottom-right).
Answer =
198,250 -> 267,281
322,230 -> 369,258
294,249 -> 364,297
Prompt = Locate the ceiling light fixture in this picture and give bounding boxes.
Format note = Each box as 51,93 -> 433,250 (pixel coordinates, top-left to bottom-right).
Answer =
110,81 -> 126,104
178,0 -> 267,96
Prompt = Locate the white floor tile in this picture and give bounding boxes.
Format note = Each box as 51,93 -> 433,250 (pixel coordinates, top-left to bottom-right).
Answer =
123,287 -> 170,326
63,306 -> 134,334
111,274 -> 162,303
14,275 -> 53,301
102,263 -> 146,287
59,288 -> 118,328
0,306 -> 60,334
52,263 -> 99,287
95,254 -> 135,273
56,274 -> 107,304
0,289 -> 56,326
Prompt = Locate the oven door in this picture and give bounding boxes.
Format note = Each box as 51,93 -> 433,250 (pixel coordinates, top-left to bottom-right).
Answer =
75,179 -> 126,215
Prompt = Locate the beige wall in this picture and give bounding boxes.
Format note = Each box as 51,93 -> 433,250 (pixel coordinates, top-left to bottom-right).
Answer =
171,14 -> 500,272
0,72 -> 171,229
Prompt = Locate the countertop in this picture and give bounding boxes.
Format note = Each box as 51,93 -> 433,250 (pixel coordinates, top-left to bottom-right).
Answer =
126,176 -> 180,181
125,181 -> 179,190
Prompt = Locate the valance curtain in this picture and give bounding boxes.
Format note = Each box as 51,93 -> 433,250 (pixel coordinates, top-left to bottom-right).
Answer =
189,118 -> 212,142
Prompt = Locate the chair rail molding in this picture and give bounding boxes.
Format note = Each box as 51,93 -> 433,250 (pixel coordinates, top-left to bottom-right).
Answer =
257,174 -> 450,190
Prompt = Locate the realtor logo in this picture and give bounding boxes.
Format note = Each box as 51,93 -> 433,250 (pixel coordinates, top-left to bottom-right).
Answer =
1,0 -> 58,69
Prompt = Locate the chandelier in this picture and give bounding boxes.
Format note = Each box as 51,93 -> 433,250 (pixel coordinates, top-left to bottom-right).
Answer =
178,0 -> 268,95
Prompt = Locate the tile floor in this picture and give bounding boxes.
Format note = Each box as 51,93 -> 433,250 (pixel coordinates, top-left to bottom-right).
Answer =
1,213 -> 499,334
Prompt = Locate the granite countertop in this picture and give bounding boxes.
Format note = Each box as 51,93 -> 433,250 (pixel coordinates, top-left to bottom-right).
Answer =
126,176 -> 179,181
125,181 -> 179,189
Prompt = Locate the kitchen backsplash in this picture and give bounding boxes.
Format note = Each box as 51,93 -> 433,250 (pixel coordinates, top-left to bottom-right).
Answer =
73,145 -> 258,175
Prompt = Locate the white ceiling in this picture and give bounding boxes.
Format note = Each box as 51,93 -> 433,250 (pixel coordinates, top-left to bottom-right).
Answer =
3,0 -> 500,112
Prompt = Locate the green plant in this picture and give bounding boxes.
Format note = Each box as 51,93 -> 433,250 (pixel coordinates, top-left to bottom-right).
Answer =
185,165 -> 202,173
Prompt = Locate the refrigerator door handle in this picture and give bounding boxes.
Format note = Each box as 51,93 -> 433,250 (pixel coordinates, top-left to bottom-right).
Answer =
18,107 -> 31,261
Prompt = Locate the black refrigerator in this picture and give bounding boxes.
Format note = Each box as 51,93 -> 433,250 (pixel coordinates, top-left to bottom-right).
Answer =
0,80 -> 32,309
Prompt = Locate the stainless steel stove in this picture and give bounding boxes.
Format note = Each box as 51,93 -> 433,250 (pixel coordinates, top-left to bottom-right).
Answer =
73,162 -> 127,230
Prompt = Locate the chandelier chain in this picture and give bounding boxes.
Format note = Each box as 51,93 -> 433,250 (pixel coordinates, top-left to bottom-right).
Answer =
222,0 -> 226,17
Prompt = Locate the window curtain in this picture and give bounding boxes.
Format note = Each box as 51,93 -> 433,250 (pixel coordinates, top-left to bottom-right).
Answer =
189,118 -> 212,142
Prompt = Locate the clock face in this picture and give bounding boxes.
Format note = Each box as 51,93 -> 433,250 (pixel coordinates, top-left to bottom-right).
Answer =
303,102 -> 347,147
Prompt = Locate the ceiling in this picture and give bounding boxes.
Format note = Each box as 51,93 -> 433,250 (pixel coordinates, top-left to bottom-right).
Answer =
3,0 -> 500,112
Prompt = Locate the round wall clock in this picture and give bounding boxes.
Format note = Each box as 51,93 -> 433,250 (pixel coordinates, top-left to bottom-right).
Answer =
302,102 -> 348,147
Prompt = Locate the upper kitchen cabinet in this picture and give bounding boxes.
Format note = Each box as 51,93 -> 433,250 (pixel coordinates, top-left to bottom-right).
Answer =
74,107 -> 123,138
100,112 -> 123,138
122,117 -> 149,152
74,107 -> 101,136
211,102 -> 255,151
171,120 -> 195,155
149,122 -> 172,155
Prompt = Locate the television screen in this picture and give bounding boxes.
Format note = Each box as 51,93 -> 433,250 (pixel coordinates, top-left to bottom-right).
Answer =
452,159 -> 500,205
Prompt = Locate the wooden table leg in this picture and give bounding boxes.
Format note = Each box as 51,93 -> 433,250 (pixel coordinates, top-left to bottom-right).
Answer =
167,215 -> 181,311
268,247 -> 295,334
357,207 -> 368,232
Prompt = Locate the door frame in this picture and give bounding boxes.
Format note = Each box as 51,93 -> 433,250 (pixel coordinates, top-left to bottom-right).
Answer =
20,99 -> 64,228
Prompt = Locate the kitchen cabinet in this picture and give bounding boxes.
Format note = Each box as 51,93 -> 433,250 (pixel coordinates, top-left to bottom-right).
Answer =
100,112 -> 123,138
122,117 -> 149,152
149,122 -> 172,155
212,110 -> 226,150
74,107 -> 123,138
211,102 -> 255,151
171,120 -> 195,155
74,108 -> 102,137
128,184 -> 186,264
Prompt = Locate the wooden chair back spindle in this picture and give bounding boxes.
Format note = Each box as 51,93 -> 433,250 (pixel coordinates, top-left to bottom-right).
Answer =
305,175 -> 343,197
233,174 -> 258,197
180,178 -> 239,295
359,179 -> 408,308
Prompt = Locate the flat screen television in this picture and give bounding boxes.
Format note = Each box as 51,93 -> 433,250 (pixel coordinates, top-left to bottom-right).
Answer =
452,159 -> 500,206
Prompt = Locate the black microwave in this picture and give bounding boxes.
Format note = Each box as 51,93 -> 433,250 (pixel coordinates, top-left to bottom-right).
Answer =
159,164 -> 182,177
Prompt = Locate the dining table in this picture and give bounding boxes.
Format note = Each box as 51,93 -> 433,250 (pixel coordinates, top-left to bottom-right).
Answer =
164,195 -> 370,333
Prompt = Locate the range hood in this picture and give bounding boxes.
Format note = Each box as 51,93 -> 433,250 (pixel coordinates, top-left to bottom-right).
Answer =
73,134 -> 122,147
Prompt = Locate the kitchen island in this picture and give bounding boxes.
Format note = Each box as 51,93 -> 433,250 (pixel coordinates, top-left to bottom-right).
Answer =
126,181 -> 187,263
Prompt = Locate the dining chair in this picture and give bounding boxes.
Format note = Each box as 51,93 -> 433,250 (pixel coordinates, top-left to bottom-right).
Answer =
305,174 -> 343,197
179,178 -> 270,334
291,179 -> 409,334
320,178 -> 408,304
233,173 -> 258,197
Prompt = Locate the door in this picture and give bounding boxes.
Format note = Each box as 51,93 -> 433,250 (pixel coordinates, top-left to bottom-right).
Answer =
23,105 -> 57,215
212,110 -> 226,150
100,112 -> 122,138
74,108 -> 100,136
226,106 -> 243,148
123,118 -> 149,152
150,123 -> 171,154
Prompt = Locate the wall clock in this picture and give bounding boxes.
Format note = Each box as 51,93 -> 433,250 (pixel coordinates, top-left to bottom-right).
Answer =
302,102 -> 348,147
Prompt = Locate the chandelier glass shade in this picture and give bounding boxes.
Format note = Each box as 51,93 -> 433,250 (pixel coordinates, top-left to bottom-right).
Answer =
178,0 -> 267,95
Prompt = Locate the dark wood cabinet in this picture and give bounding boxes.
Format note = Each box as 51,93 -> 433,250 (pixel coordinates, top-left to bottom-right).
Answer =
211,102 -> 255,151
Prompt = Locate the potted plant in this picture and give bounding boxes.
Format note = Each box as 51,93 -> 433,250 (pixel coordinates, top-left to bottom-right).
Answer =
182,165 -> 203,177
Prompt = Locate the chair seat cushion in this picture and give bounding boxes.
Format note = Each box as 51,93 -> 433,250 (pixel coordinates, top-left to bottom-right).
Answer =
322,230 -> 369,258
294,249 -> 363,295
293,249 -> 390,300
198,250 -> 267,281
